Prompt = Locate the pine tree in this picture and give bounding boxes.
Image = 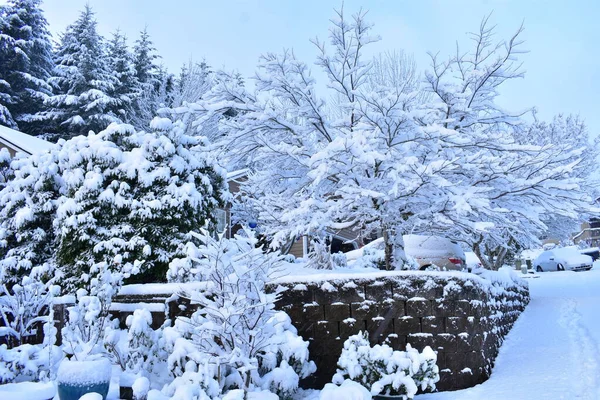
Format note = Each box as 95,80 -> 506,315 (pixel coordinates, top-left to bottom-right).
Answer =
41,5 -> 119,141
107,29 -> 139,122
133,27 -> 159,87
0,0 -> 54,133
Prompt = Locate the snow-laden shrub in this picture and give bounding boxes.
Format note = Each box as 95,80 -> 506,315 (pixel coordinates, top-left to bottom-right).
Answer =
0,147 -> 12,191
54,120 -> 227,289
331,252 -> 348,269
0,278 -> 56,348
0,342 -> 62,384
1,117 -> 227,294
104,307 -> 165,385
353,247 -> 386,270
61,268 -> 120,361
0,277 -> 61,384
332,332 -> 439,399
308,236 -> 333,269
162,229 -> 315,399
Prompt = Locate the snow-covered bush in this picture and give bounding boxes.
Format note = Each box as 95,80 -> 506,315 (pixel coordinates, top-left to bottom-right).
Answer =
0,278 -> 61,383
0,278 -> 55,348
353,247 -> 386,270
307,237 -> 333,270
55,119 -> 226,290
162,229 -> 315,399
332,332 -> 439,399
0,342 -> 61,384
0,148 -> 12,191
331,252 -> 348,269
104,307 -> 164,384
61,268 -> 120,361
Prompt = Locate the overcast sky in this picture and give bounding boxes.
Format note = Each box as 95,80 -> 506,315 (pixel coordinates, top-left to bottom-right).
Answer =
30,0 -> 600,136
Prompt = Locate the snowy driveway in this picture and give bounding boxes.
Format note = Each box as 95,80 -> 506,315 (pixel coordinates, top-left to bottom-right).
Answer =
417,267 -> 600,400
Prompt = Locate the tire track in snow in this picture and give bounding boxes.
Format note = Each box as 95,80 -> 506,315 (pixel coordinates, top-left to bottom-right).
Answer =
558,298 -> 600,399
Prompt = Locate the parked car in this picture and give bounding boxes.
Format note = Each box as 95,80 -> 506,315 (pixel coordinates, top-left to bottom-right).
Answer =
533,247 -> 593,272
465,251 -> 483,272
404,235 -> 467,271
345,235 -> 467,271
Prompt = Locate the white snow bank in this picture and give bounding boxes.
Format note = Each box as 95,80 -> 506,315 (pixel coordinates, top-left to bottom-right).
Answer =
0,381 -> 56,400
118,282 -> 210,296
222,389 -> 279,400
79,393 -> 103,400
320,380 -> 372,400
109,302 -> 165,312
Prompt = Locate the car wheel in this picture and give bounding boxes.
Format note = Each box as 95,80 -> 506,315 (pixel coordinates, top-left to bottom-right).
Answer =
557,263 -> 565,271
420,265 -> 439,271
536,266 -> 543,272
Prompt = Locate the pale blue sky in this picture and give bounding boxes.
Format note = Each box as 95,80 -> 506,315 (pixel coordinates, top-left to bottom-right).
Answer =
24,1 -> 600,135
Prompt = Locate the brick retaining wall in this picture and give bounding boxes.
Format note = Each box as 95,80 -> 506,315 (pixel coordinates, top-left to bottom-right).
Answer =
54,270 -> 529,393
268,271 -> 529,391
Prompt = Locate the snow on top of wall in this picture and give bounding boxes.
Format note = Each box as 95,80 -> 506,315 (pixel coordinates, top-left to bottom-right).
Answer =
118,281 -> 210,296
274,263 -> 527,291
0,125 -> 54,155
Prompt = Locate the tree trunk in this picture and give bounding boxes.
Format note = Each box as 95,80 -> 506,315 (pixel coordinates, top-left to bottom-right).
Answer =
382,224 -> 407,271
383,228 -> 393,271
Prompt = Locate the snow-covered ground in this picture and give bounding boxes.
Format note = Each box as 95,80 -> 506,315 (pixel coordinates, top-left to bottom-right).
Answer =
416,264 -> 600,400
11,265 -> 600,400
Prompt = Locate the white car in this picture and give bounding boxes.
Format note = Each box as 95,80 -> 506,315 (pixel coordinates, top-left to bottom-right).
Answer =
346,235 -> 467,271
533,247 -> 593,272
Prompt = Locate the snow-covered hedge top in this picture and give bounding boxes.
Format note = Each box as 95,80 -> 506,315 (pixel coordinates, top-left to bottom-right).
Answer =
118,282 -> 211,296
270,267 -> 528,294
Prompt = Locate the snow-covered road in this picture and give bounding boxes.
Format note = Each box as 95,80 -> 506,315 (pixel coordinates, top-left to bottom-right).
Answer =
417,267 -> 600,400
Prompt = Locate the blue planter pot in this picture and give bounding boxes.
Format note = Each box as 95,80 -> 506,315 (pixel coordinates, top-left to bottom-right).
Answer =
56,358 -> 112,400
57,381 -> 110,400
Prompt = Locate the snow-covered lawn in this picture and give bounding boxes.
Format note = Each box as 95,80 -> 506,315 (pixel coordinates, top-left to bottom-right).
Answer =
416,265 -> 600,399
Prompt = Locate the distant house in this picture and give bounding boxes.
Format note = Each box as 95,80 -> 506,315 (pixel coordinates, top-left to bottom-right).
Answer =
222,168 -> 360,259
0,124 -> 54,156
573,218 -> 600,247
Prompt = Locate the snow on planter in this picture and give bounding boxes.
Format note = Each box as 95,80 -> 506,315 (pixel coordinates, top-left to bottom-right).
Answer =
57,358 -> 112,400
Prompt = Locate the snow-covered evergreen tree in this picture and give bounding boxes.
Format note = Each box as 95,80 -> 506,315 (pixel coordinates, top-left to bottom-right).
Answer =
0,149 -> 61,286
107,29 -> 139,123
41,5 -> 119,140
133,27 -> 159,88
0,147 -> 13,190
0,0 -> 54,134
54,117 -> 226,290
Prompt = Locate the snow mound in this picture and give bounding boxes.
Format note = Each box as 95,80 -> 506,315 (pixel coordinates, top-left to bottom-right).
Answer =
320,380 -> 372,400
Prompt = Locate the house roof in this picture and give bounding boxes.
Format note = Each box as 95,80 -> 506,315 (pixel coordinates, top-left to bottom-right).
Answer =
0,125 -> 54,155
226,168 -> 249,181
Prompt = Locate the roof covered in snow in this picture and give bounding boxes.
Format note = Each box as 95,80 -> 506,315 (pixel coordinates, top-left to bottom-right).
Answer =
226,168 -> 249,181
0,124 -> 54,155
